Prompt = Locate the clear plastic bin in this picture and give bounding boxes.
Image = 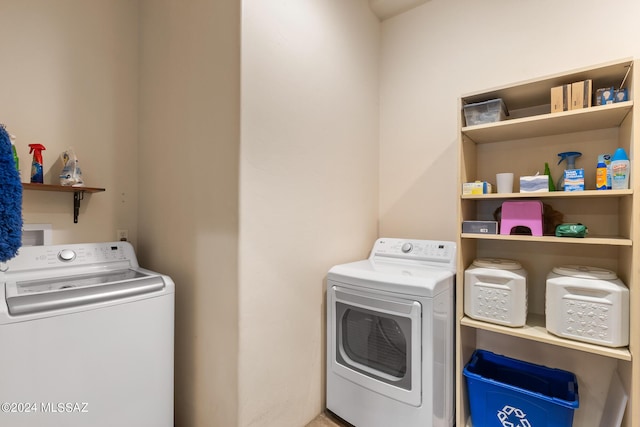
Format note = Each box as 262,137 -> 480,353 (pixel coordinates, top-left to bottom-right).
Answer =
463,98 -> 508,126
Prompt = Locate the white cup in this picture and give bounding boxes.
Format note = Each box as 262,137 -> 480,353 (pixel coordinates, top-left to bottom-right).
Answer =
496,173 -> 514,194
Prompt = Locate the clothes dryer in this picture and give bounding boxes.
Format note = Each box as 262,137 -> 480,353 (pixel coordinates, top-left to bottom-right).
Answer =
326,238 -> 456,427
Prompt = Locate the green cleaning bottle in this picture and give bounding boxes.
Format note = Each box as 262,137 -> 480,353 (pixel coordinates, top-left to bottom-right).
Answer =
10,134 -> 19,172
544,162 -> 556,191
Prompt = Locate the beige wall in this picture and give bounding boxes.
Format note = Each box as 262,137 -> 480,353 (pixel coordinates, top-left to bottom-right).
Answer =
138,0 -> 241,426
239,1 -> 379,426
0,0 -> 138,243
139,0 -> 379,426
379,0 -> 640,240
380,3 -> 640,426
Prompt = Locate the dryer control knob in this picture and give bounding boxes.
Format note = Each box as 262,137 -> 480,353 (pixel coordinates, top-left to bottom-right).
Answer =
401,242 -> 413,253
58,249 -> 76,262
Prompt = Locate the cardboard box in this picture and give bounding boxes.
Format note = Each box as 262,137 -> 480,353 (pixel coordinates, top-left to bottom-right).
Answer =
463,181 -> 492,195
600,87 -> 615,105
571,79 -> 592,110
615,88 -> 629,103
551,84 -> 571,113
563,168 -> 585,191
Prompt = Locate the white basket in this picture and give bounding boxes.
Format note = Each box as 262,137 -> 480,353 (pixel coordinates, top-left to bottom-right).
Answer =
464,258 -> 527,327
546,265 -> 629,347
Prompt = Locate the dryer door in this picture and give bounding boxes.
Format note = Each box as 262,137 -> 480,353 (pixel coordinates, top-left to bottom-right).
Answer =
329,284 -> 422,406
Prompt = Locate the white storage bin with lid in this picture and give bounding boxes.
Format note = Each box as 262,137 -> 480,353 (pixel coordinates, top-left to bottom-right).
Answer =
464,258 -> 527,327
546,265 -> 629,347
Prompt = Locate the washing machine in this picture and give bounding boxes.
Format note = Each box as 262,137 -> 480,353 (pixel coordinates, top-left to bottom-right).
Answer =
326,238 -> 456,427
0,242 -> 174,427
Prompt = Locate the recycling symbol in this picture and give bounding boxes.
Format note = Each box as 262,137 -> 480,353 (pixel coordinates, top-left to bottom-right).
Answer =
497,405 -> 532,427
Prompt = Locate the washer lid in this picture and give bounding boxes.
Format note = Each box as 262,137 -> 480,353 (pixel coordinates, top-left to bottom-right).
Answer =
552,265 -> 618,280
472,258 -> 522,270
4,269 -> 166,316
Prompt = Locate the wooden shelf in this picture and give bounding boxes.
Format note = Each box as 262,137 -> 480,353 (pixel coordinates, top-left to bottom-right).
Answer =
22,183 -> 105,193
457,59 -> 638,427
462,101 -> 633,144
461,233 -> 632,246
462,59 -> 633,110
22,183 -> 106,223
461,314 -> 632,361
462,189 -> 632,200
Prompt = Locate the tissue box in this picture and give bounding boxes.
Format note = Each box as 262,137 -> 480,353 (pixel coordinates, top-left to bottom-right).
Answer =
463,181 -> 492,195
520,175 -> 549,193
563,169 -> 585,191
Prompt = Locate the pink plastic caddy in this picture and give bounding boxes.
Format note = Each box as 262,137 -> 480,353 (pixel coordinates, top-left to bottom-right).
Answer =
499,200 -> 544,236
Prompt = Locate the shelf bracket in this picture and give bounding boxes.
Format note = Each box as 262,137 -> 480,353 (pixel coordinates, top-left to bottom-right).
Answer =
73,190 -> 85,224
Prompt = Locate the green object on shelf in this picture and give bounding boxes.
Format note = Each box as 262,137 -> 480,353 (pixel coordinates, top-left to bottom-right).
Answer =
544,162 -> 556,191
555,223 -> 588,238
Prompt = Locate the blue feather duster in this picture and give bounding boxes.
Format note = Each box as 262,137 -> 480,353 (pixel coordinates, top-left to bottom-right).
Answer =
0,124 -> 23,262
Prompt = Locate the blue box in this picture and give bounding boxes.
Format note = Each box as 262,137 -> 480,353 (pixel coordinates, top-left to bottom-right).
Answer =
563,168 -> 584,191
600,87 -> 615,104
614,88 -> 629,103
464,350 -> 579,427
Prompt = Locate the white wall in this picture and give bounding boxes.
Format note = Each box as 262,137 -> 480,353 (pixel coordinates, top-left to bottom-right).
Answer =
379,0 -> 640,240
0,0 -> 138,244
239,1 -> 379,425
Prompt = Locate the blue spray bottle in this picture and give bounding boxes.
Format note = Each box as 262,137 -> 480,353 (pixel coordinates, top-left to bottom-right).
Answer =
557,151 -> 582,191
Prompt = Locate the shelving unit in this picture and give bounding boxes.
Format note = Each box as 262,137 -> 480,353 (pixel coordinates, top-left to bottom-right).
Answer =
22,183 -> 105,223
456,59 -> 638,427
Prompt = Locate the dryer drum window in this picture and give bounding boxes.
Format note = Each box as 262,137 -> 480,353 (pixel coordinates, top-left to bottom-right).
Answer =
336,302 -> 412,390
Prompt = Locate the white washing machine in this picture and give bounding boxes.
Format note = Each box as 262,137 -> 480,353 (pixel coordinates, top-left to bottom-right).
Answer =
326,238 -> 456,427
0,242 -> 174,427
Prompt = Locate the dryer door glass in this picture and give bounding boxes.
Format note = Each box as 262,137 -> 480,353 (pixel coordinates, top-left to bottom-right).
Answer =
335,299 -> 416,390
342,307 -> 408,376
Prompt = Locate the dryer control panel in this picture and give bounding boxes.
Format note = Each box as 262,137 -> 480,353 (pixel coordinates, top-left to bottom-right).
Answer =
370,238 -> 456,271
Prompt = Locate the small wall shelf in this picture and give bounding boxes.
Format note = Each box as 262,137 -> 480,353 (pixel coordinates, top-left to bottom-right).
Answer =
22,183 -> 106,223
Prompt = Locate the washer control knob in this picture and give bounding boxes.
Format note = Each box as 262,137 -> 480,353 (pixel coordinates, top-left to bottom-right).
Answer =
58,249 -> 76,262
401,242 -> 413,253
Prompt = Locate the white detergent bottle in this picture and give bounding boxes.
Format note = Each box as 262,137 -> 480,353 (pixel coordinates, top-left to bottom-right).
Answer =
611,148 -> 630,190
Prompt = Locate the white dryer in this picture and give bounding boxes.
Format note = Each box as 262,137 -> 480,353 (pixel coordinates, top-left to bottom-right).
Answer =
0,242 -> 174,427
326,238 -> 456,427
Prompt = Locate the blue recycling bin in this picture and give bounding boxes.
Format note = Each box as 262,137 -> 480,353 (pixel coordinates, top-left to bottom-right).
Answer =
463,349 -> 579,427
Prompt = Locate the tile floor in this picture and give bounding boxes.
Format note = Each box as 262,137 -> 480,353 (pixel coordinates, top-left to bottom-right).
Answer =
305,411 -> 352,427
